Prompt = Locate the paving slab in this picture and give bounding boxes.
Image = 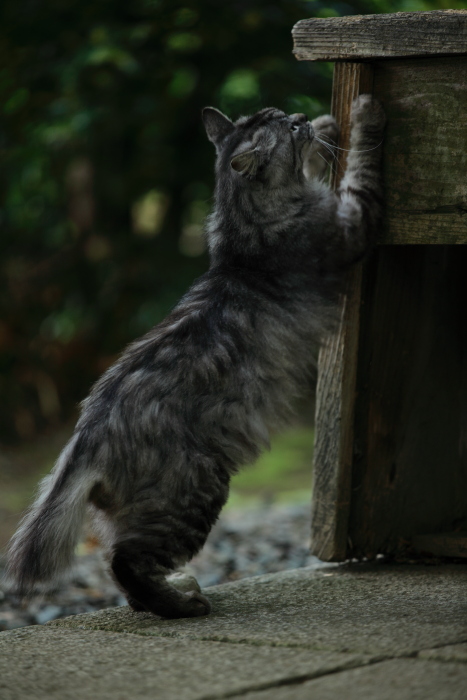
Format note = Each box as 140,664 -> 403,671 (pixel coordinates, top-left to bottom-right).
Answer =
54,563 -> 467,656
418,642 -> 467,663
0,625 -> 372,700
2,563 -> 467,700
240,659 -> 467,700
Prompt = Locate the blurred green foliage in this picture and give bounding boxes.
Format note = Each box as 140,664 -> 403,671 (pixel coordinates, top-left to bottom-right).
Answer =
0,0 -> 464,441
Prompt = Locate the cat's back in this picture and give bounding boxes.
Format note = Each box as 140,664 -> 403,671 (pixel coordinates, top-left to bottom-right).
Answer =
78,270 -> 259,425
73,265 -> 318,488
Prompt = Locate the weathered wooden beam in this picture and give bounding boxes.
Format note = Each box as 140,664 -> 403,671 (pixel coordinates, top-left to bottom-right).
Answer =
348,245 -> 467,559
293,10 -> 467,62
375,57 -> 467,245
412,532 -> 467,559
310,63 -> 372,562
300,10 -> 467,562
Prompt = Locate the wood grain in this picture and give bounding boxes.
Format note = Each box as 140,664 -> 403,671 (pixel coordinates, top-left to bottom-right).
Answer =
373,57 -> 467,245
293,10 -> 467,62
303,15 -> 467,560
412,532 -> 467,559
310,63 -> 372,561
311,269 -> 361,561
348,246 -> 467,558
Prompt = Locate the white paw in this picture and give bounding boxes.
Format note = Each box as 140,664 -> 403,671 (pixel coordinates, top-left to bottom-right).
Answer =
167,572 -> 201,594
351,95 -> 386,131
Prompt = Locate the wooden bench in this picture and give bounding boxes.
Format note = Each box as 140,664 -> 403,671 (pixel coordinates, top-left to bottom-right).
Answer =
293,10 -> 467,561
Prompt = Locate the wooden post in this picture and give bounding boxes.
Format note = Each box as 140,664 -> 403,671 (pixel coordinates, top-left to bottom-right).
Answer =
294,10 -> 467,560
311,63 -> 372,561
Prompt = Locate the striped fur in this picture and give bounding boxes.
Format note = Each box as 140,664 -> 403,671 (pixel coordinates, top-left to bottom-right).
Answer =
7,96 -> 385,618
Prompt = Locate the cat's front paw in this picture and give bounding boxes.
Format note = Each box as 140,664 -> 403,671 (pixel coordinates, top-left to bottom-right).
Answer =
311,114 -> 339,145
351,95 -> 386,132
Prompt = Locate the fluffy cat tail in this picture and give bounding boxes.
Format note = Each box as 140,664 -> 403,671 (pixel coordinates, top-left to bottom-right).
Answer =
6,434 -> 97,594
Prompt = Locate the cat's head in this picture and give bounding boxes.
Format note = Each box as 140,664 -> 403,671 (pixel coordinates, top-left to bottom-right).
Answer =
202,107 -> 314,187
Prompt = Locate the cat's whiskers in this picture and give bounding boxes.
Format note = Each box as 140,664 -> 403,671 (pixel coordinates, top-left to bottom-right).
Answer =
314,135 -> 341,172
317,151 -> 339,178
315,134 -> 384,154
314,134 -> 339,158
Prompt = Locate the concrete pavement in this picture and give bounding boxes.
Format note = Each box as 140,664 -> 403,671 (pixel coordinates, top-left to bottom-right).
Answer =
1,563 -> 466,699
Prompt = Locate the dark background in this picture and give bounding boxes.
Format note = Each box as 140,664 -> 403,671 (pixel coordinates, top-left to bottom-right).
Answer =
1,0 -> 464,443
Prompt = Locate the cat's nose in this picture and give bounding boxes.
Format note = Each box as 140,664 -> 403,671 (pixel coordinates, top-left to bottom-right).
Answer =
290,113 -> 308,124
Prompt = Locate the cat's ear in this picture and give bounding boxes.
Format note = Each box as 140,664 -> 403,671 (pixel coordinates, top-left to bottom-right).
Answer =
202,107 -> 234,147
230,148 -> 259,179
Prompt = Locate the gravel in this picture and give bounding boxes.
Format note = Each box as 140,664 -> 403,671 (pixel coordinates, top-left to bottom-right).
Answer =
0,502 -> 321,631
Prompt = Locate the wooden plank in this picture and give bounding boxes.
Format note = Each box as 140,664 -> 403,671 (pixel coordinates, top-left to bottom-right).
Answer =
348,246 -> 467,558
330,63 -> 374,186
310,63 -> 372,561
412,532 -> 467,559
373,57 -> 467,245
311,269 -> 361,561
293,10 -> 467,62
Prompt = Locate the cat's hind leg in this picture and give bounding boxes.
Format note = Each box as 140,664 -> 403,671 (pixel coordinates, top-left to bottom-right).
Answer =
109,472 -> 229,618
107,454 -> 230,618
111,536 -> 211,618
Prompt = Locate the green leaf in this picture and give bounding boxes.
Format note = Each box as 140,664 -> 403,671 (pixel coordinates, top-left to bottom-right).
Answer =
4,88 -> 29,115
86,47 -> 139,74
168,68 -> 198,98
220,69 -> 259,100
166,32 -> 202,52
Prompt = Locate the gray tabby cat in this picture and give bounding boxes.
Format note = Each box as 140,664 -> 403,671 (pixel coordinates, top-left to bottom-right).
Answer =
7,95 -> 385,618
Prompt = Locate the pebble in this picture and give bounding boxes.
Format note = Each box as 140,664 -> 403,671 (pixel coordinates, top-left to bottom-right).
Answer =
34,605 -> 63,625
0,502 -> 319,630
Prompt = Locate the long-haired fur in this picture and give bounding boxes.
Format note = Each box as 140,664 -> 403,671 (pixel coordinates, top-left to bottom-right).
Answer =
7,96 -> 385,618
